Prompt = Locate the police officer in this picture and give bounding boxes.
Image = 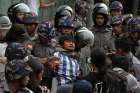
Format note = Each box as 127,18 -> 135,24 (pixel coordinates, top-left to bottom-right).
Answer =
7,3 -> 30,24
33,21 -> 55,58
110,16 -> 125,51
5,42 -> 28,61
0,14 -> 12,93
127,17 -> 140,60
110,1 -> 123,16
5,24 -> 29,43
23,13 -> 39,42
75,27 -> 94,76
33,22 -> 56,89
74,0 -> 89,28
6,3 -> 31,44
91,4 -> 113,52
5,59 -> 33,93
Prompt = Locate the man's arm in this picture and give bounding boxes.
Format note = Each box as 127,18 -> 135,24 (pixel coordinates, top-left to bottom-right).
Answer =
0,57 -> 7,64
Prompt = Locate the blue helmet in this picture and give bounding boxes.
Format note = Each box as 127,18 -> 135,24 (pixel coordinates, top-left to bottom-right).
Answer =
110,1 -> 123,10
111,16 -> 123,25
58,16 -> 74,28
5,59 -> 32,82
24,12 -> 39,24
37,22 -> 55,39
127,17 -> 140,32
5,42 -> 27,61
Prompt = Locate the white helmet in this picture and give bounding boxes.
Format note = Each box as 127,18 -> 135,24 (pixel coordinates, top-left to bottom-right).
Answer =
76,27 -> 94,47
0,15 -> 12,30
93,3 -> 108,12
56,5 -> 73,16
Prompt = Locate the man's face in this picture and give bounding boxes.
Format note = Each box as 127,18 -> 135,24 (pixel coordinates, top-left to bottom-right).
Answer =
36,70 -> 44,82
112,24 -> 123,35
20,75 -> 30,87
63,40 -> 75,51
95,15 -> 105,26
111,9 -> 122,16
25,24 -> 38,35
16,12 -> 25,22
33,70 -> 44,86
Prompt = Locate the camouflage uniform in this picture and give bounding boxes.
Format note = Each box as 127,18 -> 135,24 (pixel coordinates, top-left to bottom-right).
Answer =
91,26 -> 113,53
5,60 -> 33,93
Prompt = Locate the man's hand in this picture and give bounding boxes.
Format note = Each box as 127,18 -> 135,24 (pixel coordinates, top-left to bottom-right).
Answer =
0,57 -> 7,64
39,56 -> 60,70
46,57 -> 60,70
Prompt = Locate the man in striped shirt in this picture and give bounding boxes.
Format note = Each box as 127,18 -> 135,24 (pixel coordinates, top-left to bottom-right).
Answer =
54,35 -> 79,85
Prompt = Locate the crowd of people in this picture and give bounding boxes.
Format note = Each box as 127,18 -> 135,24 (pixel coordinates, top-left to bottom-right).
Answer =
0,0 -> 140,93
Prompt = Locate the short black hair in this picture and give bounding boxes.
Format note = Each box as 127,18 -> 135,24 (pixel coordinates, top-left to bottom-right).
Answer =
28,57 -> 44,74
111,55 -> 129,71
73,80 -> 93,93
90,48 -> 106,68
59,35 -> 75,46
115,37 -> 133,53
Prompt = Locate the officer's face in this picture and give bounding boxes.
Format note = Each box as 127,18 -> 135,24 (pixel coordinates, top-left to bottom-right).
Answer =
111,9 -> 122,16
63,40 -> 75,51
25,23 -> 38,35
95,15 -> 105,26
112,24 -> 123,35
16,12 -> 25,22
